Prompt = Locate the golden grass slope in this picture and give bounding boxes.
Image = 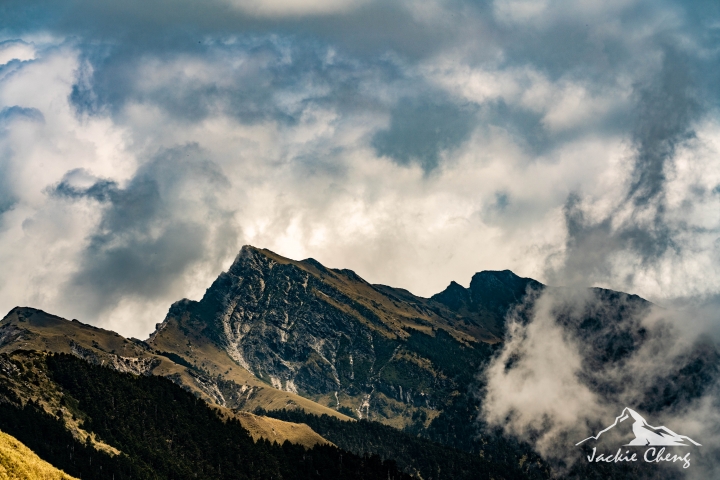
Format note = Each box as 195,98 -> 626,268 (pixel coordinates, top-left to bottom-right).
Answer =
0,429 -> 77,480
216,409 -> 332,448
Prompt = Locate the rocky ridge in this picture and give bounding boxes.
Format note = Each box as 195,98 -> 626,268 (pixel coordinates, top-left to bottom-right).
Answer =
148,246 -> 540,426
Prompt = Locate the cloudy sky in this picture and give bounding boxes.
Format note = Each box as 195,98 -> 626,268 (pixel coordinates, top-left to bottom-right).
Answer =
1,0 -> 719,338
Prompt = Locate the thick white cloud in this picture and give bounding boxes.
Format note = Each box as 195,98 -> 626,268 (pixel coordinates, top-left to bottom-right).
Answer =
0,40 -> 35,65
482,289 -> 606,458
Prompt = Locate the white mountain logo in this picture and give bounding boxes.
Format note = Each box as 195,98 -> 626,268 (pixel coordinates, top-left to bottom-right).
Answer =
576,407 -> 701,447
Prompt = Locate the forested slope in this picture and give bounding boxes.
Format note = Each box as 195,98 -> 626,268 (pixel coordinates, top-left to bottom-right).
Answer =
259,408 -> 550,480
0,352 -> 410,480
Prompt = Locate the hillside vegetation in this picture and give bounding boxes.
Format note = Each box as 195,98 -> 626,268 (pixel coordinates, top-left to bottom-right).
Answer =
0,352 -> 409,480
0,307 -> 350,421
259,408 -> 549,480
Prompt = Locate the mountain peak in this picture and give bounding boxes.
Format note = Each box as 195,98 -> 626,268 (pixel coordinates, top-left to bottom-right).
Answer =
228,245 -> 271,270
431,281 -> 470,312
228,245 -> 322,276
472,269 -> 518,278
430,270 -> 542,337
469,269 -> 541,291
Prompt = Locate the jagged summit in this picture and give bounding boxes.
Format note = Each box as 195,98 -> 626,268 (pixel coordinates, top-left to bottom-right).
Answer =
154,248 -> 564,360
146,246 -> 545,425
190,244 -> 510,342
431,269 -> 543,336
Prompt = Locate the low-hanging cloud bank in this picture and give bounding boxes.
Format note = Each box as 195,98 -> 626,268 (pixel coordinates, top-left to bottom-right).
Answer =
482,286 -> 720,477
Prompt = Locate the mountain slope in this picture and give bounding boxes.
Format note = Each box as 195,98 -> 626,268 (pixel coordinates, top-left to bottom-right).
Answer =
0,306 -> 348,421
148,246 -> 526,427
0,307 -> 346,450
147,246 -> 719,456
0,429 -> 77,480
0,352 -> 411,480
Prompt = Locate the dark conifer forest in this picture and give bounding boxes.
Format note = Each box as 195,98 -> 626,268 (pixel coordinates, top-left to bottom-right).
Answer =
258,408 -> 550,480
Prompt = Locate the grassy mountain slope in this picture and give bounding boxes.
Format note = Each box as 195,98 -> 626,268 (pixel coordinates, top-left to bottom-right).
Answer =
0,429 -> 77,480
0,308 -> 346,447
216,409 -> 332,447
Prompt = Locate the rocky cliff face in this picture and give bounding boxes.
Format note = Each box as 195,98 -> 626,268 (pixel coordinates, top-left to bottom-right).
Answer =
149,246 -> 540,424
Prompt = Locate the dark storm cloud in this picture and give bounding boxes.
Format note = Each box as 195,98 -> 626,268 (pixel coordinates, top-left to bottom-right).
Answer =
2,0 -> 475,159
12,0 -> 708,179
372,95 -> 477,171
66,35 -> 405,128
628,47 -> 700,205
50,144 -> 237,316
551,42 -> 711,288
0,0 -> 456,60
0,106 -> 44,123
1,0 -> 460,144
51,171 -> 118,202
